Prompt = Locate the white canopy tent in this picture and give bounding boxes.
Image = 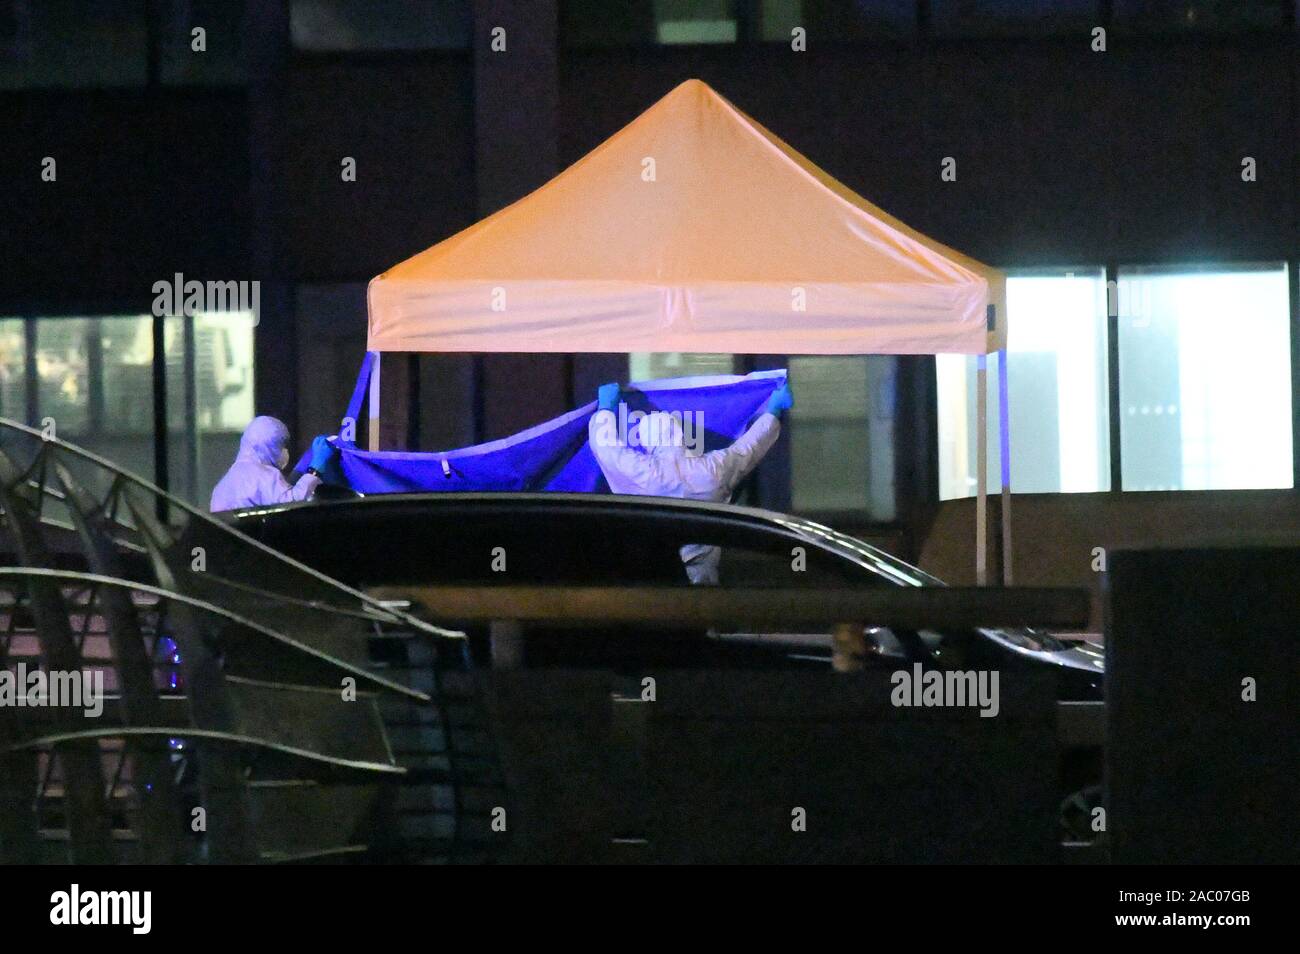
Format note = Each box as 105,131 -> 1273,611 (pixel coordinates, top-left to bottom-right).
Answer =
364,79 -> 1012,583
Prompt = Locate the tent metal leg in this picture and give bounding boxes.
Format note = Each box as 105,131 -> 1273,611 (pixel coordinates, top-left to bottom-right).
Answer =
368,353 -> 382,451
976,354 -> 988,585
997,348 -> 1012,585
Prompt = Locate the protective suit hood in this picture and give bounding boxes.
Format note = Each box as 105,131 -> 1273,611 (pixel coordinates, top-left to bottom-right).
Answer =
210,416 -> 321,511
588,404 -> 783,582
594,406 -> 781,501
237,416 -> 291,468
630,411 -> 690,459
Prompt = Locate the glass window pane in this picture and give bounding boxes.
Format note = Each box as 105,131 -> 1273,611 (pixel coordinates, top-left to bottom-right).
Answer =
167,312 -> 257,507
100,317 -> 155,435
94,316 -> 156,482
1117,265 -> 1293,491
35,318 -> 91,435
938,269 -> 1111,498
655,0 -> 738,44
290,0 -> 471,51
789,355 -> 895,519
935,352 -> 973,500
33,316 -> 157,482
628,352 -> 736,381
0,319 -> 27,420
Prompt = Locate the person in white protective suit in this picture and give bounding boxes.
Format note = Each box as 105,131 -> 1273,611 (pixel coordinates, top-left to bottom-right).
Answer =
588,381 -> 794,584
209,415 -> 335,512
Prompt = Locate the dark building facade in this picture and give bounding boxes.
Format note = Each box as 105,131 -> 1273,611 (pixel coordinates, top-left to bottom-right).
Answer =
7,1 -> 1299,614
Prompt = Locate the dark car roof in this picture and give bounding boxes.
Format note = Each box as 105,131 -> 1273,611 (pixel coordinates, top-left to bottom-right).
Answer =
229,491 -> 945,589
230,491 -> 1095,676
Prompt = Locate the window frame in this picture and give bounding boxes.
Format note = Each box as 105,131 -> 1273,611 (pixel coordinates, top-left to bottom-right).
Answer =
1109,260 -> 1296,493
936,264 -> 1114,500
5,311 -> 259,515
937,259 -> 1300,500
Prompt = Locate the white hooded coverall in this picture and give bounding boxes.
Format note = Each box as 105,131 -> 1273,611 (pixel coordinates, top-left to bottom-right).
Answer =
209,416 -> 321,512
588,408 -> 781,584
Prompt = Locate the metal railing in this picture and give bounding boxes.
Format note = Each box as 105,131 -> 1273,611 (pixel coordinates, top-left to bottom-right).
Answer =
0,420 -> 490,864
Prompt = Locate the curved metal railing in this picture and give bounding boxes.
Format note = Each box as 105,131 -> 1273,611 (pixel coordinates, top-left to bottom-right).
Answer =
0,417 -> 464,641
0,419 -> 500,864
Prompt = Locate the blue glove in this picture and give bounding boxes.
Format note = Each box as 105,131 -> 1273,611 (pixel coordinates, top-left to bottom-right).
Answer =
309,435 -> 335,472
597,382 -> 621,411
765,383 -> 794,418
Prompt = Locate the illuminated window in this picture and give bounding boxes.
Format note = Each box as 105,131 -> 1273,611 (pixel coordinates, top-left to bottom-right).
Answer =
655,0 -> 738,43
167,312 -> 258,506
3,314 -> 255,506
1117,265 -> 1293,491
0,320 -> 25,419
937,269 -> 1111,498
628,352 -> 735,381
34,318 -> 92,435
789,356 -> 896,519
32,317 -> 156,482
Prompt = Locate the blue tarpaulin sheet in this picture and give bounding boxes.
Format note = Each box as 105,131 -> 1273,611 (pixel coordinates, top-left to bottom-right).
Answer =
302,353 -> 787,494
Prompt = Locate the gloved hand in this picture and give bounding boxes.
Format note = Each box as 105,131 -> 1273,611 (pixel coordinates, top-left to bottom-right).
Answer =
597,382 -> 621,412
765,383 -> 794,418
309,435 -> 335,472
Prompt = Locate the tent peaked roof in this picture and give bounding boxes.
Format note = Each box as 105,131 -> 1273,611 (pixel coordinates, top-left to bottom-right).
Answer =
369,78 -> 1004,355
